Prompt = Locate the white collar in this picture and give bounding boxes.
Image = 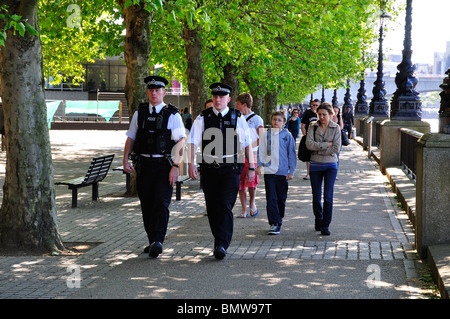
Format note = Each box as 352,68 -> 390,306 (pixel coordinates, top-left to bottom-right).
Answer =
212,106 -> 229,117
149,102 -> 166,113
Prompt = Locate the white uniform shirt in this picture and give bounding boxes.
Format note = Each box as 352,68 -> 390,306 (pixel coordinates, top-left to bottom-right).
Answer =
188,107 -> 252,156
126,102 -> 186,143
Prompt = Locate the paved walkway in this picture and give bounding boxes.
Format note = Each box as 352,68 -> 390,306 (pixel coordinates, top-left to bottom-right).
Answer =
0,130 -> 435,300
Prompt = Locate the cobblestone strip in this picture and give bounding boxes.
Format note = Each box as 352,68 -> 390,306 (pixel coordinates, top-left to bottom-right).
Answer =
157,240 -> 411,261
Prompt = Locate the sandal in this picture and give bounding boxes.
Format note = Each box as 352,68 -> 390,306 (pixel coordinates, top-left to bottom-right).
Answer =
250,208 -> 258,217
237,212 -> 249,218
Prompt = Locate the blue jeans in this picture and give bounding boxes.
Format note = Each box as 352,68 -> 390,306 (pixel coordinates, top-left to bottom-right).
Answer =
264,174 -> 288,226
309,162 -> 338,230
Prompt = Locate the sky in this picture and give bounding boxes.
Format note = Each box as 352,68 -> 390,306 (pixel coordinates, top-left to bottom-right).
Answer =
383,0 -> 450,65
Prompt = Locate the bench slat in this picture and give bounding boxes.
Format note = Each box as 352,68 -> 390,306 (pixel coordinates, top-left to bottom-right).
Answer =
55,176 -> 85,186
81,154 -> 114,185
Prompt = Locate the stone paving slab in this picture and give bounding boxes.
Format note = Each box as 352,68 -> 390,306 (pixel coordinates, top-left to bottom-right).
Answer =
0,130 -> 434,299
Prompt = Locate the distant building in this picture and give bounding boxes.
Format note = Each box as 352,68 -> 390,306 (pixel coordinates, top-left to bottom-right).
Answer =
365,54 -> 432,77
45,56 -> 185,95
433,41 -> 450,75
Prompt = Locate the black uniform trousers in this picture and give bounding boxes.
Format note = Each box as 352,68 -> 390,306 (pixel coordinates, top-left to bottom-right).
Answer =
201,164 -> 241,250
136,157 -> 173,245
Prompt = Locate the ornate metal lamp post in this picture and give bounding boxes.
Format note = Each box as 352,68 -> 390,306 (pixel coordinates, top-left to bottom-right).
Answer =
343,80 -> 353,113
390,0 -> 422,120
355,72 -> 369,115
369,11 -> 391,117
332,89 -> 339,107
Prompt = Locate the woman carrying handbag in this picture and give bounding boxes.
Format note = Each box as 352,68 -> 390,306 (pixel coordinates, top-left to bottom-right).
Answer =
305,103 -> 341,236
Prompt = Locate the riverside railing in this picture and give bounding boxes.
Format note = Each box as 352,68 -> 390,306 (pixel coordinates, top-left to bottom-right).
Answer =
375,121 -> 381,148
400,128 -> 424,181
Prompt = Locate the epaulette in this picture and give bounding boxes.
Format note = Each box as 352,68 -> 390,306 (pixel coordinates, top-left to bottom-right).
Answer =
201,107 -> 214,117
165,103 -> 179,114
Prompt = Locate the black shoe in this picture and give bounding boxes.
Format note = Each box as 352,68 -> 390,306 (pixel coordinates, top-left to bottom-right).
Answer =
321,229 -> 331,236
149,241 -> 163,258
213,246 -> 227,260
143,246 -> 150,253
315,219 -> 322,231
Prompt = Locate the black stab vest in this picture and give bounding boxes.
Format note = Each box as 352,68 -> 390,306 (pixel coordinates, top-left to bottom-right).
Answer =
201,107 -> 240,164
133,103 -> 178,156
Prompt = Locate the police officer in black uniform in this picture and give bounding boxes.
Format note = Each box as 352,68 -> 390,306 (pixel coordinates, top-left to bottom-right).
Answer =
123,75 -> 185,258
188,83 -> 255,259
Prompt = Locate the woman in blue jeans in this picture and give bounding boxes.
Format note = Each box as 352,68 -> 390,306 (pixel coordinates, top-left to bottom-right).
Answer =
305,103 -> 341,236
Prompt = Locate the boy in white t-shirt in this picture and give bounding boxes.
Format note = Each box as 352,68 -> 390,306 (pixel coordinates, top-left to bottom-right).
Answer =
235,93 -> 264,218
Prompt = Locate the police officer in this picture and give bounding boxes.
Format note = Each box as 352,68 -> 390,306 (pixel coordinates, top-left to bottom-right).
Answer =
123,75 -> 185,258
188,82 -> 255,259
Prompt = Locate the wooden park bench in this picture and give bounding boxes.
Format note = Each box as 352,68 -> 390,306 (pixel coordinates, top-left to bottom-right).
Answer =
56,154 -> 115,208
113,166 -> 191,201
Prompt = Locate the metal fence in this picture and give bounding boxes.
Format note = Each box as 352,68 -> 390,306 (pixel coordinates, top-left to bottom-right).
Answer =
400,128 -> 424,181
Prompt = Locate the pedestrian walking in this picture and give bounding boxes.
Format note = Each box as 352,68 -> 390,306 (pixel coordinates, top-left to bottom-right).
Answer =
235,92 -> 264,218
122,75 -> 186,258
286,108 -> 300,140
187,82 -> 255,259
332,105 -> 343,180
332,105 -> 344,131
342,106 -> 354,139
300,99 -> 320,180
306,102 -> 341,236
257,111 -> 297,235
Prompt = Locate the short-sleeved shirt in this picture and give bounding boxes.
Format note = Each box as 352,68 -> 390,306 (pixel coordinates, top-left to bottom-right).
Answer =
301,109 -> 318,134
126,102 -> 186,143
189,106 -> 251,154
245,112 -> 264,152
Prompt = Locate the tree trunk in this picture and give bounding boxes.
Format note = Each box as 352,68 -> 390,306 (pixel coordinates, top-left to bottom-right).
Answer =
250,92 -> 264,116
118,0 -> 151,196
0,0 -> 63,253
118,0 -> 151,118
222,63 -> 239,108
242,73 -> 263,116
183,22 -> 208,118
264,90 -> 278,124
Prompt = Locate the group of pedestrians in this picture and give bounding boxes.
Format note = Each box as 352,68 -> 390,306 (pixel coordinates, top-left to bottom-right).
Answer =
122,75 -> 352,260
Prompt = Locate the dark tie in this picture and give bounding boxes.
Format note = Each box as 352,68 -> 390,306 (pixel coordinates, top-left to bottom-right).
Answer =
217,112 -> 223,131
151,106 -> 156,115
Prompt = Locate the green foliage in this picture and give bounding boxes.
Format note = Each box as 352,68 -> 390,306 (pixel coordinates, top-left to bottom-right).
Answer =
150,0 -> 390,103
38,0 -> 125,84
0,4 -> 38,46
33,0 -> 399,102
